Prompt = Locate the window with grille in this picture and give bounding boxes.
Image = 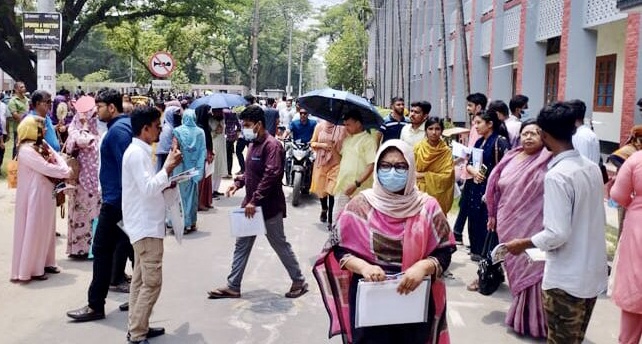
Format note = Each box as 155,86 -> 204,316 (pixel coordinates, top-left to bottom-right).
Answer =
593,54 -> 616,112
544,62 -> 559,105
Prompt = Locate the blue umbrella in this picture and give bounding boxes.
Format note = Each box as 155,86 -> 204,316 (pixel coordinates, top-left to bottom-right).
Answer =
297,88 -> 382,129
189,93 -> 248,109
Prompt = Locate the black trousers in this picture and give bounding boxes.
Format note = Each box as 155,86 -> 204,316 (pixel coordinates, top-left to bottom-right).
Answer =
453,181 -> 470,239
235,138 -> 246,173
88,203 -> 130,312
226,140 -> 235,175
111,231 -> 134,285
0,134 -> 6,171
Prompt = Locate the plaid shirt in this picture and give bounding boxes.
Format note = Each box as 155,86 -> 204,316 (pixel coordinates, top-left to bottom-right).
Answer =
224,111 -> 241,142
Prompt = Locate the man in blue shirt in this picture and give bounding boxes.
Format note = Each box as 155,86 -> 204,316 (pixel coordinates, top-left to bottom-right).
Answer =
286,108 -> 317,143
29,90 -> 61,152
67,89 -> 154,331
263,98 -> 280,136
377,96 -> 408,143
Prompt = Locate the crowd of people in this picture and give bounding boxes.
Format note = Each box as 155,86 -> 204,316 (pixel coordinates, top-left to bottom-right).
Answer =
3,81 -> 642,344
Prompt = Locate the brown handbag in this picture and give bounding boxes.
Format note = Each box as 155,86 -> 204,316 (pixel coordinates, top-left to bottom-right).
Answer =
6,158 -> 18,188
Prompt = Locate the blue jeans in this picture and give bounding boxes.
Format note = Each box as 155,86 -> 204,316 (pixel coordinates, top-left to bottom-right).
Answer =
226,213 -> 304,292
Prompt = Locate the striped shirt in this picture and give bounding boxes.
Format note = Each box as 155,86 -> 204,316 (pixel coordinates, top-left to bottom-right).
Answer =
379,114 -> 409,142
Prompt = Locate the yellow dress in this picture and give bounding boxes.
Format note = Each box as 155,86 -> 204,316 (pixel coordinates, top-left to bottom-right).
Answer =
414,139 -> 455,213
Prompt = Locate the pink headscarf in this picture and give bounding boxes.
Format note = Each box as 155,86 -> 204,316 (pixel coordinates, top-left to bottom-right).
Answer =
361,139 -> 430,219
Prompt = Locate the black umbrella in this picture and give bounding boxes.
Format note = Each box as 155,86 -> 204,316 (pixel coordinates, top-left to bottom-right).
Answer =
297,88 -> 382,129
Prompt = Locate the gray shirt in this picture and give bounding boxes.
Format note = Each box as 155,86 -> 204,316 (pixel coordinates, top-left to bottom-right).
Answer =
531,150 -> 608,298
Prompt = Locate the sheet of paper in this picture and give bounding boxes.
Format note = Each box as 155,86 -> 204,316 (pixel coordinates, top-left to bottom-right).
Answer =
471,148 -> 484,170
451,141 -> 471,158
228,207 -> 266,237
163,187 -> 184,244
491,243 -> 508,264
170,167 -> 200,184
526,248 -> 546,262
205,162 -> 215,178
355,276 -> 431,328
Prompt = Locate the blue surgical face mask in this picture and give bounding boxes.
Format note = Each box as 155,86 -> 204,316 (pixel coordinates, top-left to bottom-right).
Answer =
242,124 -> 257,141
521,109 -> 531,119
377,168 -> 408,193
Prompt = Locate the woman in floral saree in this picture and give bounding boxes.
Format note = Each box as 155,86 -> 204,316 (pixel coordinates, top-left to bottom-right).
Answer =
313,139 -> 456,344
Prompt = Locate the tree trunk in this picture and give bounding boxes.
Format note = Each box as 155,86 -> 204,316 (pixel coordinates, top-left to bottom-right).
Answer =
0,53 -> 38,92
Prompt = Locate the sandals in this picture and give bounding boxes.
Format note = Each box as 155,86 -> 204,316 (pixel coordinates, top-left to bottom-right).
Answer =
207,287 -> 241,299
44,266 -> 61,274
467,279 -> 479,292
285,282 -> 309,298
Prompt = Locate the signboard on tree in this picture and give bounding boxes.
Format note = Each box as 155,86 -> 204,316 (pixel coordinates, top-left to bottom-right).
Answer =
22,12 -> 62,50
148,51 -> 176,78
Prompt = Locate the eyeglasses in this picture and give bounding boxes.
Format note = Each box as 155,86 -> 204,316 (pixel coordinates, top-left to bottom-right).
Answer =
379,161 -> 409,173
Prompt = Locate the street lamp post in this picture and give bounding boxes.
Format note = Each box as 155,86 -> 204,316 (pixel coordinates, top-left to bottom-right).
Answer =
298,44 -> 305,97
286,21 -> 293,98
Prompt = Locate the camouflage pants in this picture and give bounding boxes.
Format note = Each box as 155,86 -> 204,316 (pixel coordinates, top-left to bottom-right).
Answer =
542,288 -> 597,344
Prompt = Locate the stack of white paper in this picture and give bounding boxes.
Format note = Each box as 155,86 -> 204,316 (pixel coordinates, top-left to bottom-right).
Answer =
163,187 -> 184,244
228,207 -> 267,237
355,276 -> 431,328
526,248 -> 546,262
471,148 -> 484,169
451,141 -> 471,158
490,243 -> 508,264
170,168 -> 200,184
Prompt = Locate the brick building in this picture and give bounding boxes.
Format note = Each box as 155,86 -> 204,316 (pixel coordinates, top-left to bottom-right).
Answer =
367,0 -> 642,149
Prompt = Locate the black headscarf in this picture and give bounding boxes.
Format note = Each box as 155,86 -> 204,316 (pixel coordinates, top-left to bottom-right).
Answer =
195,104 -> 213,152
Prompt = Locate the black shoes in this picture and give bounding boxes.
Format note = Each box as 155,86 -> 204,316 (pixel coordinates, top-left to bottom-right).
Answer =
320,210 -> 328,223
127,327 -> 165,342
119,302 -> 129,311
66,305 -> 105,322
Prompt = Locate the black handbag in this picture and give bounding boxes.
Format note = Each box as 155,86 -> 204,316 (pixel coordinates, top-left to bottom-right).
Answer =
477,231 -> 505,296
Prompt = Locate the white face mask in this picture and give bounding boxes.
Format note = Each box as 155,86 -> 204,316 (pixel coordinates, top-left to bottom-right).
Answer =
242,126 -> 257,141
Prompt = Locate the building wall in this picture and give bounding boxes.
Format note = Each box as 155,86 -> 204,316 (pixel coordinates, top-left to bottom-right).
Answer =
367,0 -> 636,145
593,20 -> 627,143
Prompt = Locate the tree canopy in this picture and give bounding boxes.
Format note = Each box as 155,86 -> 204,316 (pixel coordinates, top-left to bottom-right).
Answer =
0,0 -> 241,90
317,0 -> 371,94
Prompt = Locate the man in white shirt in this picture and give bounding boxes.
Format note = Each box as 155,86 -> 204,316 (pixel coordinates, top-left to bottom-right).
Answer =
569,99 -> 601,165
121,106 -> 182,344
509,94 -> 530,122
400,101 -> 431,148
491,99 -> 520,148
278,98 -> 297,134
505,102 -> 608,343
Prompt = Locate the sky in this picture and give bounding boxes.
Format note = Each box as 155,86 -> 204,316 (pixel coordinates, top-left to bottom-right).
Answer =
310,0 -> 346,9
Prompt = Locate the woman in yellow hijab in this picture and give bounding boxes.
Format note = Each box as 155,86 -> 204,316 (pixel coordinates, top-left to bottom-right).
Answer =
11,115 -> 71,282
414,117 -> 455,213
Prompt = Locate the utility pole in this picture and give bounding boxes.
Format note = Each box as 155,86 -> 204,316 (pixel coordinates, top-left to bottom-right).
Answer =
439,0 -> 450,120
250,0 -> 260,95
298,44 -> 304,97
457,0 -> 471,99
286,21 -> 293,98
408,0 -> 413,103
37,0 -> 56,94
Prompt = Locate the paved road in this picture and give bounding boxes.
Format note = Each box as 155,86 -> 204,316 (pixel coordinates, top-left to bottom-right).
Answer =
0,180 -> 620,343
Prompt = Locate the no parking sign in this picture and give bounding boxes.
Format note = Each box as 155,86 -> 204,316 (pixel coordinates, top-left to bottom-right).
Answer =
148,51 -> 176,78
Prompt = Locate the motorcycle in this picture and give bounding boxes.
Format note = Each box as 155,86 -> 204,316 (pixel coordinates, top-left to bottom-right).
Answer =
284,139 -> 315,206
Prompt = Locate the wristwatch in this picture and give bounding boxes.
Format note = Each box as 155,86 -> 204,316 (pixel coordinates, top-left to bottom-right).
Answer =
355,180 -> 361,188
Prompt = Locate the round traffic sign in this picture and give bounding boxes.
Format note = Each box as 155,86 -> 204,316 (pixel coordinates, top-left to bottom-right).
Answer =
149,51 -> 176,78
